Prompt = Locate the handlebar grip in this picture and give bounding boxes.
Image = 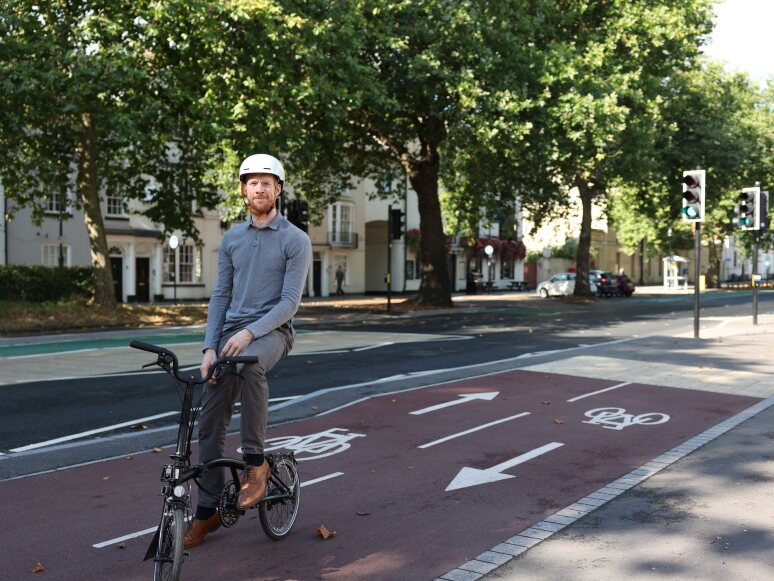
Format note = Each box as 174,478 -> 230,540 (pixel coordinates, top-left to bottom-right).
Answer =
130,340 -> 173,357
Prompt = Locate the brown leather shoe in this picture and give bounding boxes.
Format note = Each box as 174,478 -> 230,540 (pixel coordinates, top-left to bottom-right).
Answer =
237,461 -> 270,509
183,513 -> 221,549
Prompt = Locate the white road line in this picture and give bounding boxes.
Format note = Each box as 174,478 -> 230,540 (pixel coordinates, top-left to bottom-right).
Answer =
418,412 -> 531,449
301,471 -> 344,486
9,396 -> 298,454
10,412 -> 180,453
566,382 -> 631,403
93,525 -> 158,549
93,471 -> 343,549
353,342 -> 394,352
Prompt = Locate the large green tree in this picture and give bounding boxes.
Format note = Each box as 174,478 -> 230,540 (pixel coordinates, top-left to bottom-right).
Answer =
0,0 -> 242,308
609,64 -> 773,286
248,0 -> 557,306
529,0 -> 715,296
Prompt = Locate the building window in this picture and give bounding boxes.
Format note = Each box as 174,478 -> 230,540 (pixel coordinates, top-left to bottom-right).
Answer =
163,246 -> 176,283
42,244 -> 71,267
163,244 -> 202,283
405,260 -> 416,280
106,191 -> 127,217
501,258 -> 514,279
329,202 -> 355,245
179,245 -> 202,283
44,191 -> 71,215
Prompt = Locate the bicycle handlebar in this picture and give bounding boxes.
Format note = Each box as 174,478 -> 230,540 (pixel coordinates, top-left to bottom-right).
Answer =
130,340 -> 259,383
130,339 -> 175,357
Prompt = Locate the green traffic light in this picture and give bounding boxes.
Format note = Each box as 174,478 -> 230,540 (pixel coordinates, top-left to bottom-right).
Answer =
682,206 -> 699,219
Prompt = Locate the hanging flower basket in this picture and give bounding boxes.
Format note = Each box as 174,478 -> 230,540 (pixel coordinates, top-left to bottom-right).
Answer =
501,239 -> 527,261
405,228 -> 421,249
471,237 -> 501,259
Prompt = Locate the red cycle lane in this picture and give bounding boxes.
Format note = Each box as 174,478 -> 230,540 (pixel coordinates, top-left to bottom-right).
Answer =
0,369 -> 760,580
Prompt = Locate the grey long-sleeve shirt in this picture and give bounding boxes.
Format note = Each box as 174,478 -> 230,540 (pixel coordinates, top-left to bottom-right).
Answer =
203,212 -> 312,352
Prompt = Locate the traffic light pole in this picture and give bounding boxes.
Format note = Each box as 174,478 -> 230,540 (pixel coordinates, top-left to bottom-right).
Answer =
752,231 -> 759,325
693,223 -> 701,339
386,208 -> 392,312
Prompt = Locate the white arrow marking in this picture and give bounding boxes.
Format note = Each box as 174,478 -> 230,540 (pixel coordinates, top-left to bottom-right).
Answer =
445,442 -> 565,492
409,391 -> 499,415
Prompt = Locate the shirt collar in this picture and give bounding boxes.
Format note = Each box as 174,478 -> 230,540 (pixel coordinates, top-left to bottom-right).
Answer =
246,210 -> 282,231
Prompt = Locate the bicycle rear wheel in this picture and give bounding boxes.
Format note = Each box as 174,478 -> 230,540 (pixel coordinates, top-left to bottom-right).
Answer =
154,504 -> 185,581
259,455 -> 300,540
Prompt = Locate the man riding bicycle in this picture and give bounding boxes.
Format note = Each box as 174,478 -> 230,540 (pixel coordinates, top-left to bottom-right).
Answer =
185,154 -> 312,549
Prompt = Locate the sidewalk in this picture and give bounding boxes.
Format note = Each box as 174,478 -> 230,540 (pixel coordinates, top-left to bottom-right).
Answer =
483,403 -> 774,580
441,316 -> 774,581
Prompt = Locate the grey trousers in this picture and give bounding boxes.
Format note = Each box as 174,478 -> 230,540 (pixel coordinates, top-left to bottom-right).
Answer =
196,324 -> 293,509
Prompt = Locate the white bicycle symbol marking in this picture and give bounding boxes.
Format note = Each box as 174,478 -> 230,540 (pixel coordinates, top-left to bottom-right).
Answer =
264,428 -> 366,461
583,407 -> 671,431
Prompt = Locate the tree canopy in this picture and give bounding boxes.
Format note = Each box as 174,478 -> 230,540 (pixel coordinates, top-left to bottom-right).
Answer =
2,0 -> 770,306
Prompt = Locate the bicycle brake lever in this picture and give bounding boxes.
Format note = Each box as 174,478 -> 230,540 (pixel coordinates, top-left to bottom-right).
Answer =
141,361 -> 157,370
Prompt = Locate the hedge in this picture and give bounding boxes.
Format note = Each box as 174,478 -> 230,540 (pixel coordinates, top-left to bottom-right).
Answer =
0,265 -> 95,302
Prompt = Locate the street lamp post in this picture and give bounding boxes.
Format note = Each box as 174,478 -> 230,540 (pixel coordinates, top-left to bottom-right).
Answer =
485,244 -> 494,289
168,235 -> 179,304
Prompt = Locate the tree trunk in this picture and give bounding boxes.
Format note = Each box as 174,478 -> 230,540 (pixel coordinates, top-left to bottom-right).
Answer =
404,145 -> 452,307
574,173 -> 594,296
77,112 -> 117,311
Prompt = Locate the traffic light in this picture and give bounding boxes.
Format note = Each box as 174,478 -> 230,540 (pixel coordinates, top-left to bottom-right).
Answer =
681,170 -> 705,222
733,187 -> 760,230
286,199 -> 309,232
390,208 -> 404,240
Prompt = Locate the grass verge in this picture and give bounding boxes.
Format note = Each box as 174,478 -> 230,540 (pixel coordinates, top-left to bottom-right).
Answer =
0,299 -> 209,336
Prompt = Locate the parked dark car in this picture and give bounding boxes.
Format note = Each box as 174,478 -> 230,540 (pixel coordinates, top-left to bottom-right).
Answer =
593,271 -> 620,297
615,274 -> 635,296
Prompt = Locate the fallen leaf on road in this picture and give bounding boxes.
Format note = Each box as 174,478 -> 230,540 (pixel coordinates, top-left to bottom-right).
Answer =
316,525 -> 336,540
541,401 -> 551,405
103,476 -> 112,481
31,562 -> 44,573
152,447 -> 164,453
118,543 -> 126,549
356,511 -> 371,516
553,418 -> 564,425
131,423 -> 148,430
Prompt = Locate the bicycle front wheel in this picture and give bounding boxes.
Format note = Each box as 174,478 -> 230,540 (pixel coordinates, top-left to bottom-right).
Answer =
154,505 -> 185,581
259,456 -> 300,540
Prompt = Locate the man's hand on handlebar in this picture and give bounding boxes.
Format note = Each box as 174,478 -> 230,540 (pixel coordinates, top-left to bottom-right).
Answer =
201,349 -> 218,384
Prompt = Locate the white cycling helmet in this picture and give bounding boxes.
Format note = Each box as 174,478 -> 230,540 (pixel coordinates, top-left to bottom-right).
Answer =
239,154 -> 285,184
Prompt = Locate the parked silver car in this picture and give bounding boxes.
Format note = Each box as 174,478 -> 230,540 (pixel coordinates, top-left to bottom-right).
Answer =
536,272 -> 598,297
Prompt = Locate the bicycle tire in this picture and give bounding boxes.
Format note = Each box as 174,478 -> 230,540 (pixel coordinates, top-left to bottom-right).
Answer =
259,456 -> 300,540
154,505 -> 185,581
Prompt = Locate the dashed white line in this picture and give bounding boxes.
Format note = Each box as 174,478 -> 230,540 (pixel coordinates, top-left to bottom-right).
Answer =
566,382 -> 631,403
418,412 -> 531,449
8,397 -> 299,454
93,471 -> 344,549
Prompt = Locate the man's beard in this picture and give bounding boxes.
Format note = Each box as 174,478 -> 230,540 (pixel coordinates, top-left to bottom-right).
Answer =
246,199 -> 274,217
